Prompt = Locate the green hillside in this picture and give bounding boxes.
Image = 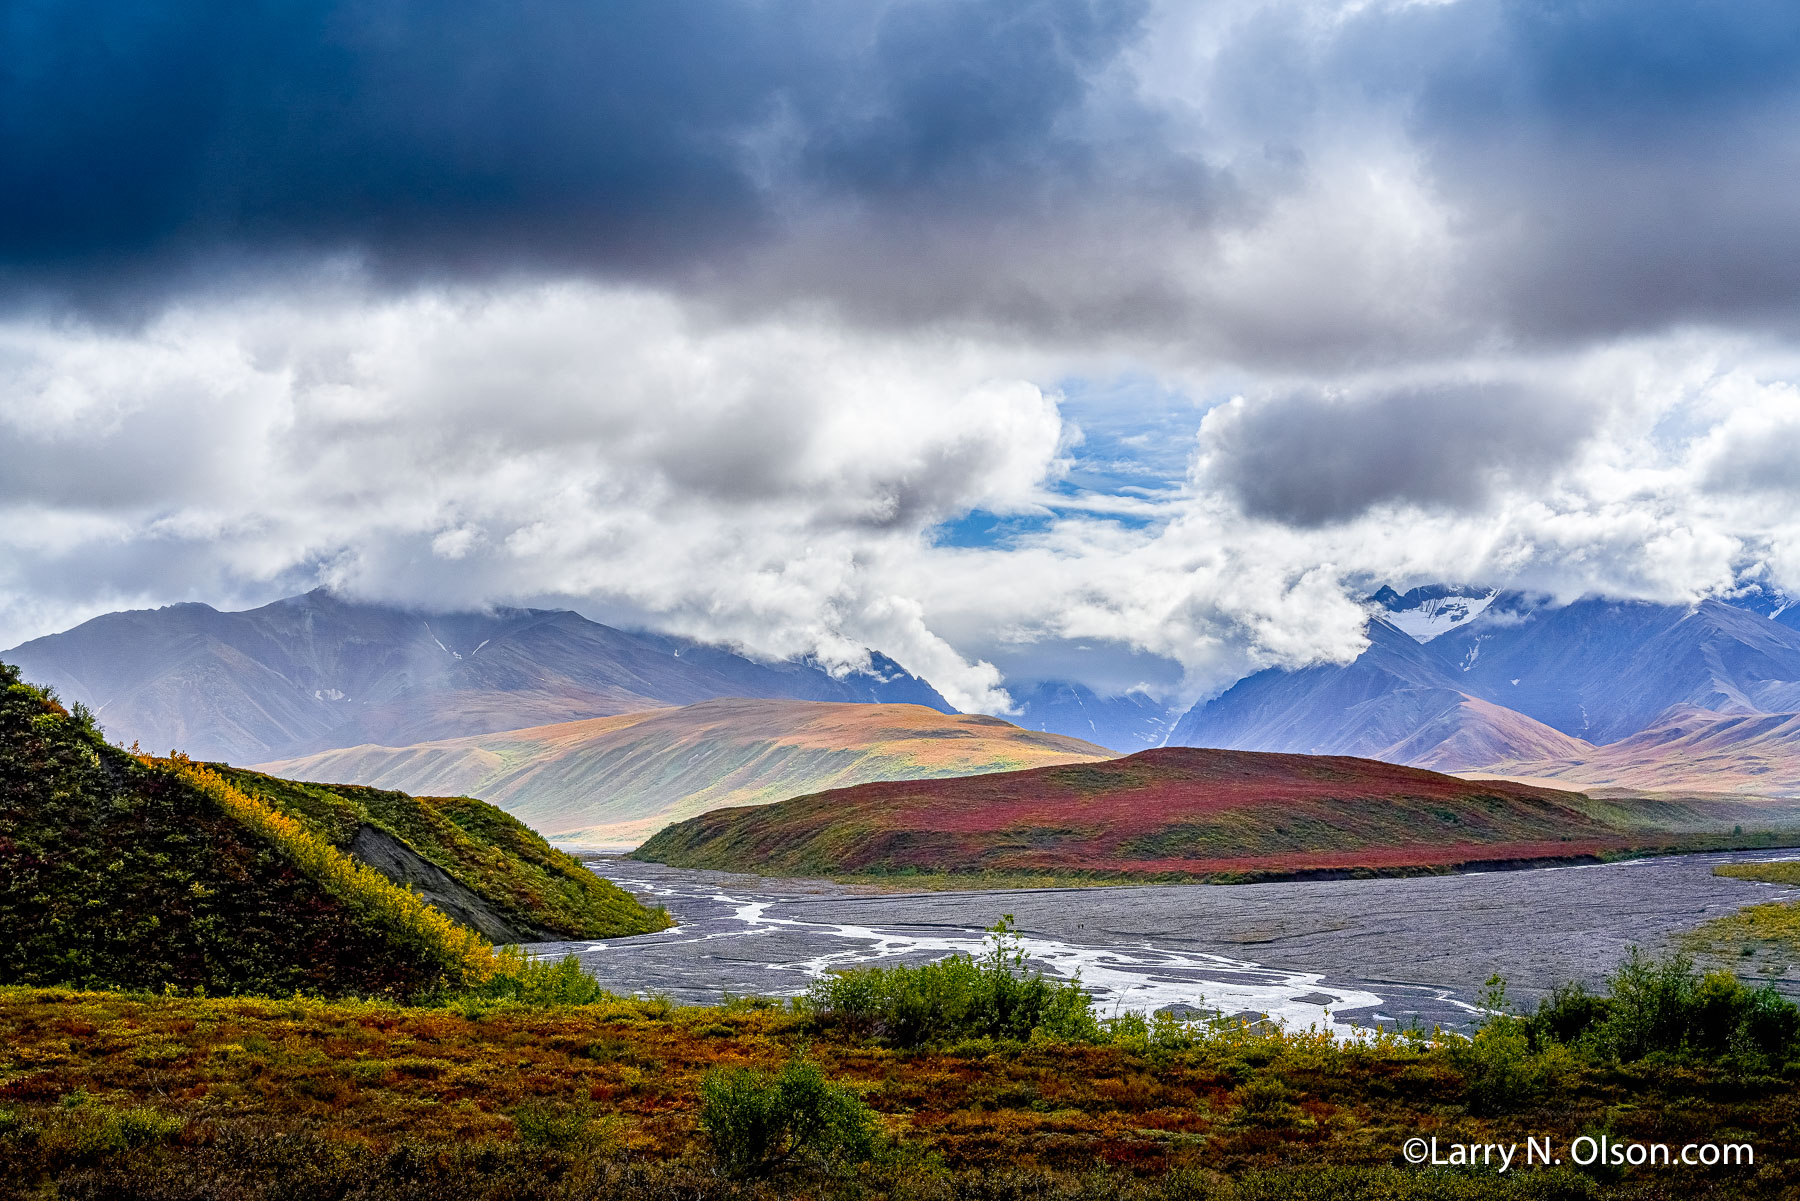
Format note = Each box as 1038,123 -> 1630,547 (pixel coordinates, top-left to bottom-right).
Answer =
208,766 -> 668,941
0,661 -> 665,1000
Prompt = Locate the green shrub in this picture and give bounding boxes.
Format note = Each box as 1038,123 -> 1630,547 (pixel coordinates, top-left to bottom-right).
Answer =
510,1101 -> 616,1154
1520,949 -> 1800,1066
465,950 -> 615,1007
806,916 -> 1099,1047
1529,981 -> 1611,1047
699,1054 -> 876,1179
1456,976 -> 1574,1115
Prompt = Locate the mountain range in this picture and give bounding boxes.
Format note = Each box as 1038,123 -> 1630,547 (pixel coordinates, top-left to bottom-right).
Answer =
255,697 -> 1111,847
2,589 -> 950,764
14,582 -> 1800,853
1169,589 -> 1800,794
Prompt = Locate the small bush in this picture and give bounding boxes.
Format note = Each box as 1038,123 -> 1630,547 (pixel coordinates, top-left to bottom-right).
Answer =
1457,976 -> 1574,1114
464,950 -> 614,1007
699,1053 -> 876,1179
511,1101 -> 616,1154
806,916 -> 1099,1047
1530,981 -> 1611,1046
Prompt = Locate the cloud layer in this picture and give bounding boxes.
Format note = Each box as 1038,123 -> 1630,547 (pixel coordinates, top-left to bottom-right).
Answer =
5,0 -> 1800,706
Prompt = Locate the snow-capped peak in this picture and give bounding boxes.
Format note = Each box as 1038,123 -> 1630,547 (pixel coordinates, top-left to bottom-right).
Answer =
1370,584 -> 1499,643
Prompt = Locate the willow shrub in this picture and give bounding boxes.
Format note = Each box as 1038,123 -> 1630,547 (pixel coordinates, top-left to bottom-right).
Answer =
699,1054 -> 876,1179
806,916 -> 1099,1047
1525,949 -> 1800,1064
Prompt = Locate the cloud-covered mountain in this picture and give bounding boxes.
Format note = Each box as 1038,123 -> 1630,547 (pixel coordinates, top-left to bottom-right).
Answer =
2,590 -> 950,764
1171,592 -> 1800,780
8,1 -> 1800,714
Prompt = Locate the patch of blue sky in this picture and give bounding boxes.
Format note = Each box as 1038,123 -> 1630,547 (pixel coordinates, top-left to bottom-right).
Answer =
932,374 -> 1221,549
1051,372 -> 1216,497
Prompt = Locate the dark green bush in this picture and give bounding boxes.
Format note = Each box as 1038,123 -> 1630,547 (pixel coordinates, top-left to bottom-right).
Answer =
1522,949 -> 1800,1065
509,1101 -> 615,1154
698,1053 -> 876,1179
1457,977 -> 1574,1115
806,916 -> 1099,1047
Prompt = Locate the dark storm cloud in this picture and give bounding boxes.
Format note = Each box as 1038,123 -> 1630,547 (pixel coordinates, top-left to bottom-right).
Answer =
1384,0 -> 1800,340
1197,384 -> 1597,528
8,0 -> 1800,351
0,0 -> 1144,299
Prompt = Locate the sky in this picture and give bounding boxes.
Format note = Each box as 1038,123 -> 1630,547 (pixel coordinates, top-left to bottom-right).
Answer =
4,0 -> 1800,712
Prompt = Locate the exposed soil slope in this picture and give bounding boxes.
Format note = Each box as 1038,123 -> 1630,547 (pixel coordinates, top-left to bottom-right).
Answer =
258,697 -> 1113,845
634,746 -> 1775,882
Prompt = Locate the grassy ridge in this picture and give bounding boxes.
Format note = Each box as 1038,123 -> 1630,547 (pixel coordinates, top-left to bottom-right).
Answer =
0,663 -> 488,998
0,660 -> 661,1000
168,760 -> 501,989
637,746 -> 1790,882
210,766 -> 668,939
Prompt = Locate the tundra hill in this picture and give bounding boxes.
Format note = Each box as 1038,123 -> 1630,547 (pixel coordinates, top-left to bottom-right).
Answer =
258,698 -> 1114,846
633,746 -> 1800,883
0,660 -> 665,1000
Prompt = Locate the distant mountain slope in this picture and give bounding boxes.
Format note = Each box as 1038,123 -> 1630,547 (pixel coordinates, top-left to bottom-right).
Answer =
1006,680 -> 1174,752
1170,620 -> 1591,769
1171,595 -> 1800,770
0,661 -> 663,999
634,746 -> 1763,882
257,698 -> 1114,846
1435,598 -> 1800,742
1481,707 -> 1800,798
4,589 -> 950,763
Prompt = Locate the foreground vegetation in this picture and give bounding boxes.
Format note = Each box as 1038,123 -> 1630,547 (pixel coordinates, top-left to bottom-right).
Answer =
2,928 -> 1798,1199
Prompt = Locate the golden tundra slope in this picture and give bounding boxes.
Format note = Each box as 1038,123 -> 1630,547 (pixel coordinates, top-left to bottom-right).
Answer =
256,697 -> 1113,846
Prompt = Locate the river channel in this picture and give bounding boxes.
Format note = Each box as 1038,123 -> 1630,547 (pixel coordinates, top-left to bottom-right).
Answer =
529,851 -> 1800,1034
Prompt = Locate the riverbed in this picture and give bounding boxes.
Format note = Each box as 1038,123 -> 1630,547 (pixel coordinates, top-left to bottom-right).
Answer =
529,851 -> 1800,1034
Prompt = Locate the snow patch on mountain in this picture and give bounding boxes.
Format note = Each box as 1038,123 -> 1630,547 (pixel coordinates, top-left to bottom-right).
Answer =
1370,585 -> 1499,643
